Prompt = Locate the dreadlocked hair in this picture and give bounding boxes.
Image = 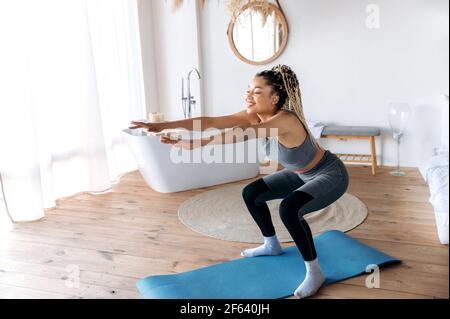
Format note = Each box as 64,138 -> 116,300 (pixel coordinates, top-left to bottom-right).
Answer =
256,64 -> 323,152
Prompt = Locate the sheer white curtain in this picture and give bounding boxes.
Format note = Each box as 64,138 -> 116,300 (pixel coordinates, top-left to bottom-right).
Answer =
0,0 -> 146,222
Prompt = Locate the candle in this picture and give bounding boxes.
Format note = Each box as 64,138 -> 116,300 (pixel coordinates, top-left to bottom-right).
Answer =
149,112 -> 165,123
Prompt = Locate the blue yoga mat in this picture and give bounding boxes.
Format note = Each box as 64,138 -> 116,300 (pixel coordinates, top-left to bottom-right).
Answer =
136,230 -> 400,299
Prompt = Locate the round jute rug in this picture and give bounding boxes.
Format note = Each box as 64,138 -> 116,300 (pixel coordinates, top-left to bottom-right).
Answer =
178,184 -> 368,243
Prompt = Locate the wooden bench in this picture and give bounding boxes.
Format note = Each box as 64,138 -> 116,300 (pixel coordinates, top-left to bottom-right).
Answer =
321,126 -> 381,175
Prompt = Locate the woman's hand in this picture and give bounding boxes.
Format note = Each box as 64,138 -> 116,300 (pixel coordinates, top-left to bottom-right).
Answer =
159,135 -> 203,150
129,121 -> 162,133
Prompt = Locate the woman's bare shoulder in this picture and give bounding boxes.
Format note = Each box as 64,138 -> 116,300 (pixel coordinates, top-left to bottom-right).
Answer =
277,109 -> 303,126
234,109 -> 261,125
277,109 -> 308,143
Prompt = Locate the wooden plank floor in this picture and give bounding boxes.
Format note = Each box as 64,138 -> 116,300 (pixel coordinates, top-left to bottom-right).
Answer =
0,165 -> 448,299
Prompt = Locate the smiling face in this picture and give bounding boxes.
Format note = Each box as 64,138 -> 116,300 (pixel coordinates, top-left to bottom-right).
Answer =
246,76 -> 280,116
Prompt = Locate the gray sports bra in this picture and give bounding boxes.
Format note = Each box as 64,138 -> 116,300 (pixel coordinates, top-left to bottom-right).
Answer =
259,110 -> 321,171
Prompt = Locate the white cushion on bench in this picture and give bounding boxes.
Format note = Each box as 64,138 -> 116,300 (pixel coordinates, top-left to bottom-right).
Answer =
322,126 -> 381,137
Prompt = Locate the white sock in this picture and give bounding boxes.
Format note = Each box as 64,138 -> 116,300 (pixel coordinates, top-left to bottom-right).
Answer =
240,235 -> 283,258
294,258 -> 326,299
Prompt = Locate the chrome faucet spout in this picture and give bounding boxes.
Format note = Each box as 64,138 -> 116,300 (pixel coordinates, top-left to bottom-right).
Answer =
184,67 -> 201,119
188,68 -> 201,81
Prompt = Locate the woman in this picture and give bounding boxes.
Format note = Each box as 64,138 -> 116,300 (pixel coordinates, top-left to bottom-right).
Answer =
130,65 -> 349,299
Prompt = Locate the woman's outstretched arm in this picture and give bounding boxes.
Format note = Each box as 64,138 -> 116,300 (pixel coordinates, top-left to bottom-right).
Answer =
160,111 -> 295,149
202,111 -> 294,146
130,110 -> 254,132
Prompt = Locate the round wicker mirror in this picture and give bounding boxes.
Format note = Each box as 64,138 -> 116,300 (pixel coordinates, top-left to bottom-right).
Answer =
227,1 -> 289,65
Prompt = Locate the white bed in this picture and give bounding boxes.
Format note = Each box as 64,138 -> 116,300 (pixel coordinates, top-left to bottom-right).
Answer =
419,96 -> 449,245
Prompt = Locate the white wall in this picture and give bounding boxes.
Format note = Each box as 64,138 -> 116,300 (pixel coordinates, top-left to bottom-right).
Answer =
138,0 -> 449,168
137,0 -> 160,115
138,0 -> 203,120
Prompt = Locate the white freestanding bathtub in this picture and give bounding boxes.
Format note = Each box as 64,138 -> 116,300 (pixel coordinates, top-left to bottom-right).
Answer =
122,129 -> 261,193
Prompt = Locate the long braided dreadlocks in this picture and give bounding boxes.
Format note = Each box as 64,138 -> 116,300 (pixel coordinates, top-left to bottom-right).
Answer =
256,65 -> 323,151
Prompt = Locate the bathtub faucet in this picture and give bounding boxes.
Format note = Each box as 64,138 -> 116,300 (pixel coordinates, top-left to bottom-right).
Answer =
182,67 -> 201,119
